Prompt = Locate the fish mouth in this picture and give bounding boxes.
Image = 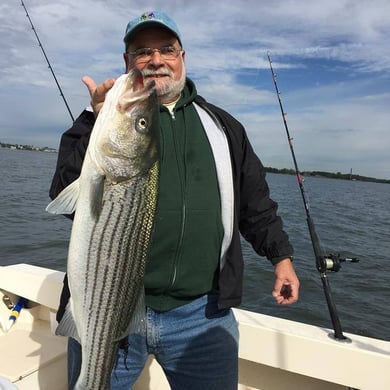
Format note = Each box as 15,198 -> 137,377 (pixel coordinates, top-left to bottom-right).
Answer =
131,79 -> 156,101
130,67 -> 156,98
117,69 -> 156,112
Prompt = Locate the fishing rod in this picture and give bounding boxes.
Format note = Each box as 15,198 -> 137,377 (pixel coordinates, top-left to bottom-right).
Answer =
267,53 -> 358,342
20,0 -> 74,122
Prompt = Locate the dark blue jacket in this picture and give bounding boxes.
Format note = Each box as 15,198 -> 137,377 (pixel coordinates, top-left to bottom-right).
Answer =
50,88 -> 293,318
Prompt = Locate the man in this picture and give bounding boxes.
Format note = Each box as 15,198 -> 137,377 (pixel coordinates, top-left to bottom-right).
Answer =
50,10 -> 300,390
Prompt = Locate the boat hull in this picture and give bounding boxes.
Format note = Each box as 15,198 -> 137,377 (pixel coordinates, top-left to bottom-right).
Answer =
1,264 -> 389,390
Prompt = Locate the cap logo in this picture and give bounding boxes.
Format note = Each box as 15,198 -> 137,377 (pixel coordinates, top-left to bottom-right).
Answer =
141,12 -> 155,21
124,10 -> 182,47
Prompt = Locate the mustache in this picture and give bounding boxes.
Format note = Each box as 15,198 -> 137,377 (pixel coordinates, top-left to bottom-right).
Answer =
142,68 -> 173,78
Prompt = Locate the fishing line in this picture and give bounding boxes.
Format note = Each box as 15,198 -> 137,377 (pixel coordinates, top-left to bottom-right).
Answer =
267,52 -> 359,342
20,0 -> 74,122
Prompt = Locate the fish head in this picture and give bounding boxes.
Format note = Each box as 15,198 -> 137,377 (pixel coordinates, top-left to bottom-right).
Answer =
95,68 -> 160,182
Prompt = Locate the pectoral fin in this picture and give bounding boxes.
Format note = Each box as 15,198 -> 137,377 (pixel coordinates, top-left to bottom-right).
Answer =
46,179 -> 80,215
89,173 -> 105,220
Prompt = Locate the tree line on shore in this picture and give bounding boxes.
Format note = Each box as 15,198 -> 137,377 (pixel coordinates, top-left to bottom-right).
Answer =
265,167 -> 389,184
0,141 -> 56,153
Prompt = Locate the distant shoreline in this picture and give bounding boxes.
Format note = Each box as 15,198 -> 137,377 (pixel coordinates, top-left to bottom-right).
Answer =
0,142 -> 56,153
1,142 -> 387,184
265,167 -> 390,185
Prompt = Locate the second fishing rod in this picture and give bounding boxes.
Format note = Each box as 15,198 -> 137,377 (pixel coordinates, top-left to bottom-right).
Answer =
267,53 -> 359,342
21,0 -> 74,122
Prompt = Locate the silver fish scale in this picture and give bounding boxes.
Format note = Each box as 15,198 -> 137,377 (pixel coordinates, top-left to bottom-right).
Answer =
78,162 -> 158,390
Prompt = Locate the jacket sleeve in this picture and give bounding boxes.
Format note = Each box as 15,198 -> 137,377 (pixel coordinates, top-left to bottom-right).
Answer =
238,132 -> 293,263
198,98 -> 293,263
49,110 -> 95,201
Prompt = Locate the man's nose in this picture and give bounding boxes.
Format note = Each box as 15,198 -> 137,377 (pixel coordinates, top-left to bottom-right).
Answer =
149,50 -> 164,66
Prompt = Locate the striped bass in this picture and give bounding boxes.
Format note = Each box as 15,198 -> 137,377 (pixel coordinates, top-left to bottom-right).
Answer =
46,69 -> 160,389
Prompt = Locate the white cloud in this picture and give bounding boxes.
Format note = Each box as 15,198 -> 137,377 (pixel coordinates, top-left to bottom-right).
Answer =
0,0 -> 389,178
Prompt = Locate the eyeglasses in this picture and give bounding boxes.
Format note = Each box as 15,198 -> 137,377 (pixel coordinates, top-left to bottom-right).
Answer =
127,46 -> 183,64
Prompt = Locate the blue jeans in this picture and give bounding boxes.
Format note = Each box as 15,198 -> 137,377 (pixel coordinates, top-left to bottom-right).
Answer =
68,294 -> 239,390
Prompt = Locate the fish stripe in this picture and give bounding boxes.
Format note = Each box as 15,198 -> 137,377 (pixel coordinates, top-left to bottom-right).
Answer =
87,198 -> 118,385
80,163 -> 158,389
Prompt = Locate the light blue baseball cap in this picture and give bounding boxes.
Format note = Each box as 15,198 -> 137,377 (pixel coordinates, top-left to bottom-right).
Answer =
124,10 -> 182,48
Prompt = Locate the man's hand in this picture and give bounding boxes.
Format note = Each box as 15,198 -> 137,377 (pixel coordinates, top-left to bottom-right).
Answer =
82,76 -> 115,117
272,258 -> 300,305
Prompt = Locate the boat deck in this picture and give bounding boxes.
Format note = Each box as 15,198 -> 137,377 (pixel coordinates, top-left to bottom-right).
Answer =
1,264 -> 389,389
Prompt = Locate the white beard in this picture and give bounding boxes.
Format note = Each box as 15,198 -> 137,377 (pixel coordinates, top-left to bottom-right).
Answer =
142,61 -> 186,103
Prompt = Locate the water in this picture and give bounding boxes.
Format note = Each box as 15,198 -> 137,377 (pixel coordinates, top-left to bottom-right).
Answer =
0,149 -> 71,270
241,172 -> 390,341
1,148 -> 389,341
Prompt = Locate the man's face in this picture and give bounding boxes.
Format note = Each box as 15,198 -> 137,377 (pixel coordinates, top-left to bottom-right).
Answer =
125,27 -> 186,104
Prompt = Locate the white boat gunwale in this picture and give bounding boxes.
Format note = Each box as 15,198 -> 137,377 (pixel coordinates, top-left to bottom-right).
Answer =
1,263 -> 389,390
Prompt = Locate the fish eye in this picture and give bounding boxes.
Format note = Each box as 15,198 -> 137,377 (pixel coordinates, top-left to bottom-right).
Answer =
136,116 -> 149,133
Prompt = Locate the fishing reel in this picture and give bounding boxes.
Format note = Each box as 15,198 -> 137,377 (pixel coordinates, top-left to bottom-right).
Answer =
323,253 -> 359,272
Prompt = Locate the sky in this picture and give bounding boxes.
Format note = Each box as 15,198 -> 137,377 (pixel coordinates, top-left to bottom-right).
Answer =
1,0 -> 389,179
